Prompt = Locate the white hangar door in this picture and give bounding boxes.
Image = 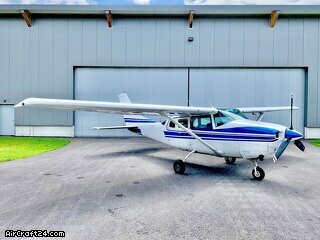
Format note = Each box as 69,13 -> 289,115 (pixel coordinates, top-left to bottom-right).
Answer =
75,68 -> 188,137
189,68 -> 305,134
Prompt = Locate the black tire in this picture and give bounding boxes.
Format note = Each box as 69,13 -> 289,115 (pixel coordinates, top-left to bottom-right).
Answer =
225,157 -> 236,164
173,160 -> 186,174
252,166 -> 265,180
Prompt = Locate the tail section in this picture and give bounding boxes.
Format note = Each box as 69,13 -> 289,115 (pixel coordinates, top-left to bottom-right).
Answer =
118,92 -> 131,104
118,93 -> 155,126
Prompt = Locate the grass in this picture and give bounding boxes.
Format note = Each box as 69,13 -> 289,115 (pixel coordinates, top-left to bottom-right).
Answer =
0,137 -> 70,163
310,139 -> 320,147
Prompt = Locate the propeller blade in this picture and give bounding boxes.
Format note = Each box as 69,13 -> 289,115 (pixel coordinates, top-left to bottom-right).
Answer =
273,139 -> 290,162
294,139 -> 305,152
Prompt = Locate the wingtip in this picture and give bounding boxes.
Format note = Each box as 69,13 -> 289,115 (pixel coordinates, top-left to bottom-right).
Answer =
14,101 -> 25,108
14,98 -> 38,108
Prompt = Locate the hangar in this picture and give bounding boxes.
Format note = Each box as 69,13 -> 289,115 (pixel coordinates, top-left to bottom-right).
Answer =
0,5 -> 319,138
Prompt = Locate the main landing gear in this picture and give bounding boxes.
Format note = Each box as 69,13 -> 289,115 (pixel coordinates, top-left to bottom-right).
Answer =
224,157 -> 236,164
251,159 -> 265,180
173,150 -> 196,175
173,152 -> 266,180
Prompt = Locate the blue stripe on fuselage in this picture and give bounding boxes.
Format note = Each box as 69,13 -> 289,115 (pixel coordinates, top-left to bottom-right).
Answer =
164,131 -> 274,140
164,126 -> 278,142
165,135 -> 276,142
212,126 -> 279,135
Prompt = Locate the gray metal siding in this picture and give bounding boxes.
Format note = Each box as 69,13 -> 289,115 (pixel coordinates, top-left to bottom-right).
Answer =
0,17 -> 319,127
243,18 -> 259,65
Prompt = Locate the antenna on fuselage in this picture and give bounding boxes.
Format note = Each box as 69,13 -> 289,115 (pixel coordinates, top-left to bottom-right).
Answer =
290,93 -> 293,130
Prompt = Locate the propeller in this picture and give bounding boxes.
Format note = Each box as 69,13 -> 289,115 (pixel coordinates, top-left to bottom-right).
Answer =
273,94 -> 305,162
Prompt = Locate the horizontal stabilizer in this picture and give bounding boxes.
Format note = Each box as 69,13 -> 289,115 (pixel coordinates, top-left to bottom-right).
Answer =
91,125 -> 138,130
238,106 -> 298,113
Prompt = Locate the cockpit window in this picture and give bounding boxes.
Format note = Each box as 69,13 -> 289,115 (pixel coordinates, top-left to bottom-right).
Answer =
213,110 -> 243,127
191,115 -> 212,130
178,118 -> 189,128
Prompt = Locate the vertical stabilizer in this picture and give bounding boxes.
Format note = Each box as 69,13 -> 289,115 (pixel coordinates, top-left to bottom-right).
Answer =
118,93 -> 153,125
118,92 -> 131,104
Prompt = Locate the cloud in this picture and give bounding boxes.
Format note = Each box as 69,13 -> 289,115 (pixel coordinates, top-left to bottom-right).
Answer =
184,0 -> 320,4
132,0 -> 152,4
0,0 -> 96,4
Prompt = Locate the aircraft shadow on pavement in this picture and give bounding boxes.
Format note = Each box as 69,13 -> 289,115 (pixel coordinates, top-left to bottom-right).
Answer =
30,152 -> 300,212
84,146 -> 302,181
84,147 -> 171,159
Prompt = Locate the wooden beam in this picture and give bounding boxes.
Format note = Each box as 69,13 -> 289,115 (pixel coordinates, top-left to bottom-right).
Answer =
269,10 -> 280,28
21,10 -> 32,27
188,10 -> 194,28
105,10 -> 112,28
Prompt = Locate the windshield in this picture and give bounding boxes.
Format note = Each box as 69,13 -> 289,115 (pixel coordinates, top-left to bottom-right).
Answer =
213,110 -> 245,127
222,108 -> 248,119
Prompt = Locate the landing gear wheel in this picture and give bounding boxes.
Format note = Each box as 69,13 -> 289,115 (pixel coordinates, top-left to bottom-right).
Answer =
252,166 -> 265,180
224,157 -> 236,164
173,160 -> 186,175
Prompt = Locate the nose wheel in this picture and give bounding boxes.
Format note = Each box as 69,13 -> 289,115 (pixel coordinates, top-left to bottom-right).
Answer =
252,166 -> 265,180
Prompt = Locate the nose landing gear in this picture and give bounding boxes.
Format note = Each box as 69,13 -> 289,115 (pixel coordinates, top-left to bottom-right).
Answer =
251,160 -> 265,180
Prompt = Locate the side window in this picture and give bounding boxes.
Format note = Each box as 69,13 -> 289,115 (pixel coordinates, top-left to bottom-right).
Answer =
190,115 -> 212,130
169,121 -> 176,128
178,118 -> 189,128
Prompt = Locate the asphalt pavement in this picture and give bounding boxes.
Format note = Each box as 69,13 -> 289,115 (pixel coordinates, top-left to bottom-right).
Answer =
0,138 -> 319,240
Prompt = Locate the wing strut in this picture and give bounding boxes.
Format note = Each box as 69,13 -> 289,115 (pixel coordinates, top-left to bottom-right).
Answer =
256,112 -> 265,121
162,113 -> 223,157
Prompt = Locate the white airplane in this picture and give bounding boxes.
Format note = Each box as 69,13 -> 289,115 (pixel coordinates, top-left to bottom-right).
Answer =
15,93 -> 305,180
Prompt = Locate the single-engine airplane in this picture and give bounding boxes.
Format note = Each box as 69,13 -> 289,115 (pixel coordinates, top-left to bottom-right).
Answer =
15,93 -> 305,180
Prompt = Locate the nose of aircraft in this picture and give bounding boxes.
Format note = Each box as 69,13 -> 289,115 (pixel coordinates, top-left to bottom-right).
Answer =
285,129 -> 303,139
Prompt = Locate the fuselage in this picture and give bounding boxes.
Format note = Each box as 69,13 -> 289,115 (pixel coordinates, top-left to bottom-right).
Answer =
125,110 -> 302,160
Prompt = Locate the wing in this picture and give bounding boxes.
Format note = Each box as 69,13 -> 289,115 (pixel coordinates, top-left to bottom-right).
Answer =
15,97 -> 223,155
237,106 -> 298,113
15,98 -> 218,115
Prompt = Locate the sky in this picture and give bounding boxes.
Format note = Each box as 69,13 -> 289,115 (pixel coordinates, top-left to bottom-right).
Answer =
1,0 -> 320,5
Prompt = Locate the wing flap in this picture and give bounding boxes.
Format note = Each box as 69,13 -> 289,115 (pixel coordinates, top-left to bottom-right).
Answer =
15,98 -> 218,115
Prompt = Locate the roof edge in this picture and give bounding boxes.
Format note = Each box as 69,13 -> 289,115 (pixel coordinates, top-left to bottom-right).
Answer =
1,5 -> 320,16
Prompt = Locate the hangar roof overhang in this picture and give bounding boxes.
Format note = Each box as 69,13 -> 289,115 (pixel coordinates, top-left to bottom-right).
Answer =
1,4 -> 320,17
